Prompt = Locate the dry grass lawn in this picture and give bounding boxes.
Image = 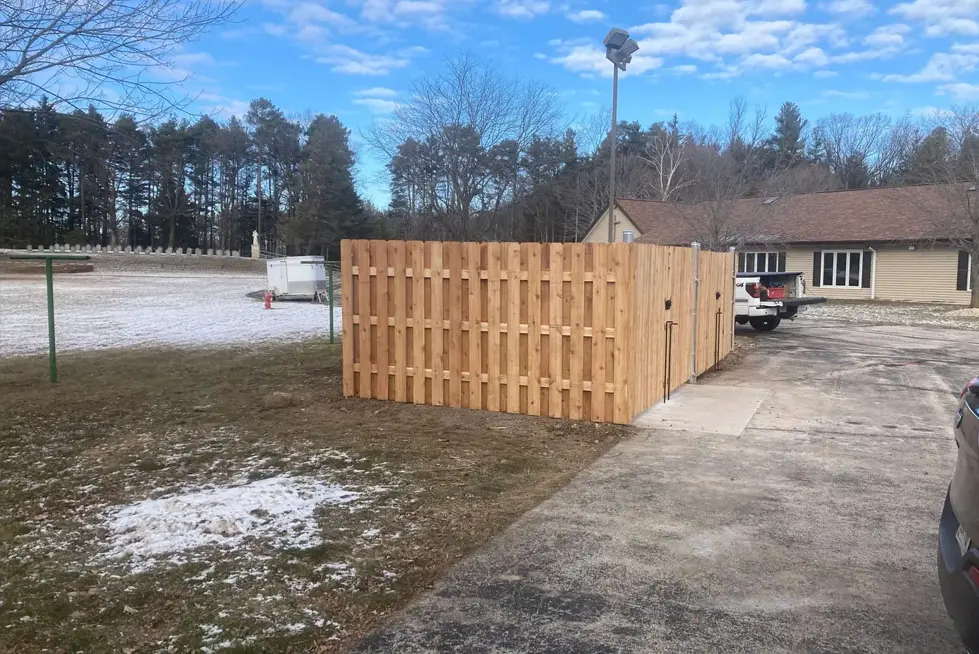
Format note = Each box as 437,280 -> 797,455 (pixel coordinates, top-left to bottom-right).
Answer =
0,343 -> 630,653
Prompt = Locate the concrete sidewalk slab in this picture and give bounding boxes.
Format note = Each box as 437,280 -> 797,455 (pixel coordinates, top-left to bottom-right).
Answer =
632,384 -> 766,435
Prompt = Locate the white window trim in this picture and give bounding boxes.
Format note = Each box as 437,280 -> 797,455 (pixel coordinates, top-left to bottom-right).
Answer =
821,250 -> 864,288
738,251 -> 785,274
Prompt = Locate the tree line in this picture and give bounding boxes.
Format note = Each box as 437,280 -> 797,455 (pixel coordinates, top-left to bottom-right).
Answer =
0,98 -> 372,254
375,56 -> 978,251
1,54 -> 976,259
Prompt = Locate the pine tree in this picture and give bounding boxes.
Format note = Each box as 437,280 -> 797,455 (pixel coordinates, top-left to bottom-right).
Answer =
768,101 -> 807,170
284,115 -> 369,256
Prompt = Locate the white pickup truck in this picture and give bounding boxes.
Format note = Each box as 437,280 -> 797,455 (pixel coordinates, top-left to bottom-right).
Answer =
735,271 -> 826,331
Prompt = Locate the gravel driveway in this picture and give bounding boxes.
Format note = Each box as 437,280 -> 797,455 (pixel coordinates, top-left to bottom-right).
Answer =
357,320 -> 977,653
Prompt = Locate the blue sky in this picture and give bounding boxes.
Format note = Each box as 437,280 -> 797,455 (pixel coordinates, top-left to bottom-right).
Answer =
176,0 -> 979,203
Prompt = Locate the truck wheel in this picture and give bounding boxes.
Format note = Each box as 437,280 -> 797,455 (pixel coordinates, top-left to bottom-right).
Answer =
749,316 -> 781,332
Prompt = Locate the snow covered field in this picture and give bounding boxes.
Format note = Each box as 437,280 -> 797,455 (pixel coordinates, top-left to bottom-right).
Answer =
0,272 -> 341,355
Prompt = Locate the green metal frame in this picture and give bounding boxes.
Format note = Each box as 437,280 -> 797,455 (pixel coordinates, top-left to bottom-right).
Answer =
8,253 -> 91,382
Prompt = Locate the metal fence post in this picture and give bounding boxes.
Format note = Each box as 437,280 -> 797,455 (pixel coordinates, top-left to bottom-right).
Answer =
45,258 -> 57,382
729,246 -> 737,352
328,259 -> 335,345
689,242 -> 700,383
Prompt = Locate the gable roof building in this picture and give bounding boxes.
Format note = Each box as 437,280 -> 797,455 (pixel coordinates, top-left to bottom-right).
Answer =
583,185 -> 975,306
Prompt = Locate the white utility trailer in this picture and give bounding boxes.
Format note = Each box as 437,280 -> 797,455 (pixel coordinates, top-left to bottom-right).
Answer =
266,256 -> 328,300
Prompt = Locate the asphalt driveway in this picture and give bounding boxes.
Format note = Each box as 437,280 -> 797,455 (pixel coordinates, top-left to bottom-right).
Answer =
357,320 -> 979,653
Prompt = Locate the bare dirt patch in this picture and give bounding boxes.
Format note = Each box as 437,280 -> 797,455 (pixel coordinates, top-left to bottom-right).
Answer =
0,261 -> 94,274
0,342 -> 630,653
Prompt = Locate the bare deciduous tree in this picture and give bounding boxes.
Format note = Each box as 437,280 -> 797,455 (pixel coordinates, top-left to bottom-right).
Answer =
368,54 -> 562,240
0,0 -> 240,117
908,106 -> 979,307
641,115 -> 693,201
811,112 -> 908,188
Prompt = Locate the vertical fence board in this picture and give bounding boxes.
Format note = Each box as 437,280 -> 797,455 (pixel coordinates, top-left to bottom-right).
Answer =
430,242 -> 444,406
468,242 -> 483,410
374,242 -> 389,400
569,245 -> 585,420
410,241 -> 426,404
507,243 -> 521,413
486,243 -> 502,412
526,243 -> 542,416
357,241 -> 373,399
590,245 -> 607,422
447,244 -> 463,407
341,240 -> 355,396
548,243 -> 564,418
611,243 -> 632,423
391,242 -> 407,401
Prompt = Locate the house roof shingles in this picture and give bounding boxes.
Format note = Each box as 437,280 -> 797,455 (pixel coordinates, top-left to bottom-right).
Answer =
623,184 -> 973,247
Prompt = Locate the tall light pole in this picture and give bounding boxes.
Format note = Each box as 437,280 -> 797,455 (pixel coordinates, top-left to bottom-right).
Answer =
604,28 -> 639,242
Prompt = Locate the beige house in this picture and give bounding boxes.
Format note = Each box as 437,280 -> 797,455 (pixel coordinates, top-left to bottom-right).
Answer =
583,185 -> 974,306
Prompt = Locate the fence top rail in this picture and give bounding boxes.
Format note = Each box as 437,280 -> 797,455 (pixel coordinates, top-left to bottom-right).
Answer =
9,254 -> 92,261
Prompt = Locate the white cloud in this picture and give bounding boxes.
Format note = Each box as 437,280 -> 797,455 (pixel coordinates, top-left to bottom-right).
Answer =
356,87 -> 398,97
353,97 -> 401,113
159,51 -> 220,83
567,8 -> 606,22
883,52 -> 979,82
939,82 -> 979,99
824,0 -> 875,16
288,2 -> 354,26
741,52 -> 794,69
890,0 -> 979,36
315,45 -> 411,75
823,89 -> 870,99
263,22 -> 288,37
398,45 -> 430,57
393,0 -> 443,14
794,46 -> 829,66
813,69 -> 838,77
171,52 -> 217,68
199,93 -> 250,119
911,105 -> 954,117
863,24 -> 910,48
551,44 -> 663,77
533,52 -> 548,60
296,24 -> 328,41
672,64 -> 698,73
953,43 -> 979,54
497,0 -> 549,18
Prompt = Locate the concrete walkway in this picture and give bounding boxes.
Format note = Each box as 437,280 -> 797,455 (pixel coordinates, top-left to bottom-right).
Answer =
357,321 -> 978,653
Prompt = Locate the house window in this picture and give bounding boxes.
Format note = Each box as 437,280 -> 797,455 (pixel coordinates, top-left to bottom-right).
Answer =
959,251 -> 973,292
821,250 -> 864,288
738,251 -> 786,273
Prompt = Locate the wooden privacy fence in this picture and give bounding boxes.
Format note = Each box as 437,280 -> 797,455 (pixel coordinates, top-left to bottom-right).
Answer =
341,240 -> 735,425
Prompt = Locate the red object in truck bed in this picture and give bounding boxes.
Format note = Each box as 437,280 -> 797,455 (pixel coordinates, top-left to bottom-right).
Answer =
766,287 -> 785,299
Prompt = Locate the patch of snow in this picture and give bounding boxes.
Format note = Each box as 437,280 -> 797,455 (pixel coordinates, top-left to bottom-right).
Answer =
947,307 -> 979,319
96,475 -> 361,572
200,624 -> 223,639
0,273 -> 342,355
360,528 -> 381,539
799,302 -> 979,331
